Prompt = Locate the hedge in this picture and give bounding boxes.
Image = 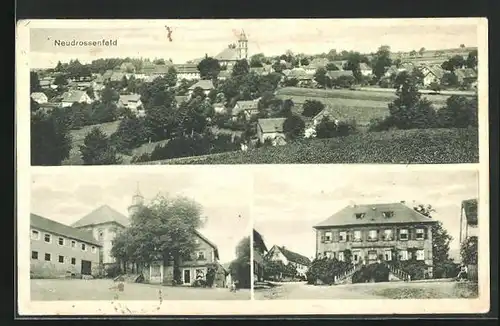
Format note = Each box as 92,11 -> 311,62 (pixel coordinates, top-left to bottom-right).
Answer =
144,127 -> 478,165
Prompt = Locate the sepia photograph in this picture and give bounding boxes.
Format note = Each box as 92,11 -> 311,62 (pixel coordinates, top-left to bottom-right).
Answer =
253,166 -> 483,301
27,167 -> 252,302
22,18 -> 485,166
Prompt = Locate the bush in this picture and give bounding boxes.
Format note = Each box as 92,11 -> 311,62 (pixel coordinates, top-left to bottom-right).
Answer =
388,260 -> 428,280
352,263 -> 390,283
301,100 -> 325,117
306,258 -> 352,285
191,279 -> 208,287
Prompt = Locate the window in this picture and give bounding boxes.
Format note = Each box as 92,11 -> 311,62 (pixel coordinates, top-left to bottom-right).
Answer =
399,250 -> 408,261
355,213 -> 365,219
194,239 -> 200,245
368,250 -> 378,261
31,230 -> 40,240
352,250 -> 361,262
382,211 -> 394,218
416,250 -> 425,261
324,231 -> 332,242
339,231 -> 347,242
353,230 -> 362,241
58,255 -> 64,263
324,251 -> 334,259
338,251 -> 345,261
399,229 -> 409,240
44,253 -> 51,261
71,258 -> 76,265
416,228 -> 425,240
91,246 -> 97,253
31,251 -> 38,259
384,249 -> 392,261
71,240 -> 76,248
44,233 -> 51,243
81,243 -> 86,251
98,229 -> 104,239
58,237 -> 65,246
197,251 -> 206,260
368,230 -> 378,241
383,229 -> 393,241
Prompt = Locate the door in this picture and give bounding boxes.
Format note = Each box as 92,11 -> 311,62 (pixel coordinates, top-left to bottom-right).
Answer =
150,262 -> 162,284
183,269 -> 191,284
81,260 -> 92,275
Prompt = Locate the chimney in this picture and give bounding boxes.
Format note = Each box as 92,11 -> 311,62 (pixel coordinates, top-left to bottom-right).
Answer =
401,200 -> 406,204
205,53 -> 208,59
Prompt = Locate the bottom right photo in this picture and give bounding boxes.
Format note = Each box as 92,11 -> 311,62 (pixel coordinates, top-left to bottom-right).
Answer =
253,166 -> 481,300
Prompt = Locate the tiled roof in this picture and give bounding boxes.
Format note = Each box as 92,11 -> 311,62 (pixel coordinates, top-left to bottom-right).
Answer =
287,68 -> 314,80
61,90 -> 87,103
253,229 -> 268,253
462,199 -> 478,225
314,202 -> 437,228
188,79 -> 215,90
257,118 -> 287,133
31,213 -> 101,246
71,205 -> 130,228
30,92 -> 47,102
119,94 -> 141,104
214,47 -> 240,61
235,100 -> 258,111
309,58 -> 329,68
421,65 -> 445,79
174,64 -> 199,74
326,70 -> 354,79
275,246 -> 311,266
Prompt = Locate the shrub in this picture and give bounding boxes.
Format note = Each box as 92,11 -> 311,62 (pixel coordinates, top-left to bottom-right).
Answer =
388,260 -> 428,280
306,258 -> 352,285
352,263 -> 390,283
301,100 -> 325,118
105,264 -> 122,278
191,279 -> 208,288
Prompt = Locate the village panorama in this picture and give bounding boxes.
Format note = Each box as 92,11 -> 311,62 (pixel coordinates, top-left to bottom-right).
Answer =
30,31 -> 479,166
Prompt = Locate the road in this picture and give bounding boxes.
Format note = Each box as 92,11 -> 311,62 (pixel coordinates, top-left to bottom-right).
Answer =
254,281 -> 384,300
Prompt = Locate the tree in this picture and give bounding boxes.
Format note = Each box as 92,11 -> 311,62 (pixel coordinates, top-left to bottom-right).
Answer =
313,68 -> 330,89
31,109 -> 72,165
315,116 -> 337,139
249,54 -> 265,68
418,47 -> 426,56
111,194 -> 205,284
144,104 -> 177,141
197,57 -> 221,80
111,115 -> 148,152
437,95 -> 478,128
301,100 -> 324,117
441,72 -> 459,87
283,114 -> 305,141
441,55 -> 466,72
460,236 -> 478,265
333,75 -> 356,89
53,74 -> 68,87
343,52 -> 368,82
165,66 -> 178,87
101,86 -> 120,104
465,50 -> 478,70
429,82 -> 442,93
30,71 -> 41,93
325,62 -> 339,71
91,101 -> 119,124
229,237 -> 251,288
371,45 -> 393,81
299,57 -> 310,66
79,127 -> 121,165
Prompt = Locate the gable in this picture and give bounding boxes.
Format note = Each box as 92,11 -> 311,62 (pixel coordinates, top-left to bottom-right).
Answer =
71,205 -> 129,228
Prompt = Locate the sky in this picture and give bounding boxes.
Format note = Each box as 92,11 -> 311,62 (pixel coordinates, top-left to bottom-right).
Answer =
30,167 -> 252,264
253,166 -> 479,261
28,18 -> 479,68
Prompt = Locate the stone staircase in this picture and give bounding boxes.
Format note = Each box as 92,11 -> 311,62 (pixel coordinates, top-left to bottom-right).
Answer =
384,263 -> 411,282
334,264 -> 362,285
113,273 -> 144,283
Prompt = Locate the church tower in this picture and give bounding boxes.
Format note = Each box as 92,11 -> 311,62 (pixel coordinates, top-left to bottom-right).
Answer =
128,183 -> 144,218
237,29 -> 248,60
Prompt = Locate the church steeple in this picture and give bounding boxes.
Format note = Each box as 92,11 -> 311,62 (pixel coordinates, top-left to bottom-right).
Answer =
237,29 -> 248,60
128,182 -> 144,217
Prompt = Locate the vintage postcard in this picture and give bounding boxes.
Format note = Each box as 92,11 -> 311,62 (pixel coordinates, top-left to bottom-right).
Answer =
17,18 -> 487,166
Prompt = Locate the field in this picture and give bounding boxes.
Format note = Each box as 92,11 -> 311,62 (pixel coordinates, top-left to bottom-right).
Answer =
143,128 -> 478,165
31,279 -> 250,301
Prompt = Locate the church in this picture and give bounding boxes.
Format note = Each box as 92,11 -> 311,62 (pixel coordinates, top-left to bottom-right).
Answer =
70,187 -> 229,287
213,30 -> 249,69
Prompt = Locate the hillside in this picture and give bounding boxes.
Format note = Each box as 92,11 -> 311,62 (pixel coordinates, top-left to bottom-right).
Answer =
137,128 -> 478,165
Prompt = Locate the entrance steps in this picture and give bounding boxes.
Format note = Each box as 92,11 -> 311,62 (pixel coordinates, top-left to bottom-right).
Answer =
114,273 -> 144,283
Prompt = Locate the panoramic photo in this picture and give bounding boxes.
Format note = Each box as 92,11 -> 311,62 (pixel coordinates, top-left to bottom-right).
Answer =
28,168 -> 252,301
253,166 -> 481,300
27,19 -> 481,166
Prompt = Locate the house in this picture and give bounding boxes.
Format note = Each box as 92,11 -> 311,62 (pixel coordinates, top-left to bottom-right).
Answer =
311,107 -> 340,127
256,118 -> 287,145
214,103 -> 227,114
188,80 -> 215,97
232,100 -> 259,120
141,64 -> 173,77
30,213 -> 101,278
174,64 -> 200,80
454,68 -> 478,85
214,30 -> 248,69
313,201 -> 438,277
72,187 -> 226,286
265,245 -> 311,278
359,62 -> 372,76
118,94 -> 144,116
60,90 -> 93,107
459,199 -> 478,280
39,77 -> 57,90
303,57 -> 329,73
326,70 -> 355,80
286,68 -> 315,85
30,92 -> 48,104
253,229 -> 268,283
420,65 -> 445,86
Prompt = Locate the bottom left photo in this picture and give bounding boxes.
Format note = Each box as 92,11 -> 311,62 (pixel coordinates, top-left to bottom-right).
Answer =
27,167 -> 252,301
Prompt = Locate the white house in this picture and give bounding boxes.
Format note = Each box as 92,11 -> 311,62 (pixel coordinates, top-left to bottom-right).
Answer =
118,94 -> 144,116
359,62 -> 372,76
188,80 -> 215,97
420,65 -> 445,87
256,118 -> 287,146
265,245 -> 312,278
174,64 -> 200,80
60,90 -> 93,108
232,100 -> 259,120
31,92 -> 48,104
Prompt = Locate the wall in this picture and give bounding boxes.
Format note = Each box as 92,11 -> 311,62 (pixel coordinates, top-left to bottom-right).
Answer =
77,223 -> 125,265
180,236 -> 216,267
267,247 -> 289,265
30,228 -> 100,278
316,223 -> 434,266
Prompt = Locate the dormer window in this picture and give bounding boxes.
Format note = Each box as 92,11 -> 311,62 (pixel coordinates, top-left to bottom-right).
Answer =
383,211 -> 394,218
355,213 -> 365,219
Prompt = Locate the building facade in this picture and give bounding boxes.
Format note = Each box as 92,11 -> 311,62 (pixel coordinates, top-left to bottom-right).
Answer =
313,202 -> 437,276
253,229 -> 268,283
266,245 -> 311,278
30,214 -> 101,278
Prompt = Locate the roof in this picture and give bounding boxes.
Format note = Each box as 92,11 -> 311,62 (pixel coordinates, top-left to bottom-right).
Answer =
462,199 -> 478,225
421,65 -> 445,79
31,92 -> 47,100
39,80 -> 52,86
308,57 -> 329,68
188,79 -> 215,90
326,70 -> 354,79
174,64 -> 199,74
119,94 -> 141,104
61,90 -> 87,103
359,62 -> 371,71
257,118 -> 287,133
141,64 -> 173,75
253,229 -> 268,253
31,213 -> 101,246
109,71 -> 126,82
314,202 -> 437,228
120,62 -> 136,71
194,230 -> 219,260
287,68 -> 314,80
71,205 -> 130,228
102,70 -> 114,80
273,246 -> 311,266
455,68 -> 477,80
214,47 -> 240,61
175,96 -> 187,105
234,100 -> 258,112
